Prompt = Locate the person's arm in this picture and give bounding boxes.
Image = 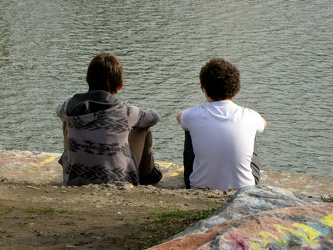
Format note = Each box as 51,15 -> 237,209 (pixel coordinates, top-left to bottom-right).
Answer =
130,104 -> 160,129
176,110 -> 185,124
256,115 -> 267,134
56,102 -> 66,121
263,118 -> 267,128
138,109 -> 160,128
56,101 -> 68,150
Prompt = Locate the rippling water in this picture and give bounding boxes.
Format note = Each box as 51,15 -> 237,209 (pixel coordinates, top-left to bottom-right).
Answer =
1,0 -> 332,176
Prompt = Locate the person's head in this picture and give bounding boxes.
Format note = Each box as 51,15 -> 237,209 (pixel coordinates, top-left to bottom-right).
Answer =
86,53 -> 123,94
199,58 -> 240,101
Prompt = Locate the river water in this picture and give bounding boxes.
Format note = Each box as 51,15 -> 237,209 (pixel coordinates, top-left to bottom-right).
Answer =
1,0 -> 332,176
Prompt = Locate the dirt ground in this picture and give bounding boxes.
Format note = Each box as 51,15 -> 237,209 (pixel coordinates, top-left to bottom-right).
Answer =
0,180 -> 232,250
1,150 -> 331,249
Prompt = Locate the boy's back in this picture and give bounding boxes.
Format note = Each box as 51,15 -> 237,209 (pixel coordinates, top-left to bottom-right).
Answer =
177,58 -> 266,191
180,100 -> 265,191
57,53 -> 161,186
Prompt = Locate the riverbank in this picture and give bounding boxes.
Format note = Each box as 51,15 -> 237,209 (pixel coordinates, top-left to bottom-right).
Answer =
0,150 -> 332,249
0,150 -> 331,196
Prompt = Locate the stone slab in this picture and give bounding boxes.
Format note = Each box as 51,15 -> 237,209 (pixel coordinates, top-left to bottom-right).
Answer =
149,186 -> 333,250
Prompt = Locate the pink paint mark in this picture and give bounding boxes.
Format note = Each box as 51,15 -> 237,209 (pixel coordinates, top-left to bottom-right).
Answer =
227,232 -> 250,250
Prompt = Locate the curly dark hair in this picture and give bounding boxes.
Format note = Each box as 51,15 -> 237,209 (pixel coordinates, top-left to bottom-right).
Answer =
199,58 -> 240,101
86,53 -> 123,94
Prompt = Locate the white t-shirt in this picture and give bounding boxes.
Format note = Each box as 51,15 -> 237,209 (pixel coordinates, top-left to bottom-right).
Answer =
180,100 -> 265,191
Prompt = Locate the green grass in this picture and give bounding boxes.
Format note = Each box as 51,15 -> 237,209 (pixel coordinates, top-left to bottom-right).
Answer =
140,207 -> 218,248
25,207 -> 69,214
26,207 -> 38,213
42,207 -> 56,213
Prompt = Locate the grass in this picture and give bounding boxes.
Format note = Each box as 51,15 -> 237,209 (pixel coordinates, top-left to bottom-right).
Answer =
140,207 -> 218,248
25,207 -> 69,214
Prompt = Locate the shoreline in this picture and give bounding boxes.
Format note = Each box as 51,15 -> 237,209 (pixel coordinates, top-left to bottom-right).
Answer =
0,149 -> 332,249
0,150 -> 332,196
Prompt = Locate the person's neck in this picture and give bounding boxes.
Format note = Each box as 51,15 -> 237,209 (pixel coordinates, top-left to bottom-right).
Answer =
207,97 -> 232,103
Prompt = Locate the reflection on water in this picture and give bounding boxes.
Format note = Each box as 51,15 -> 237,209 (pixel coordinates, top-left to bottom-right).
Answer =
0,0 -> 332,176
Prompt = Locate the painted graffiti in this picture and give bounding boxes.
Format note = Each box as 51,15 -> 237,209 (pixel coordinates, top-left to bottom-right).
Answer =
249,213 -> 333,249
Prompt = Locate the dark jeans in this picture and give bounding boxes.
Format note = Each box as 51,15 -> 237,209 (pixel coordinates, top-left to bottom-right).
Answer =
183,131 -> 261,189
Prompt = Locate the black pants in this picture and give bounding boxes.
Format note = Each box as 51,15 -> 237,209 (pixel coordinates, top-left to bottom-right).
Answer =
183,131 -> 261,189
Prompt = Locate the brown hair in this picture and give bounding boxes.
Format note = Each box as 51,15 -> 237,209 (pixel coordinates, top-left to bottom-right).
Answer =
86,53 -> 123,94
199,58 -> 240,100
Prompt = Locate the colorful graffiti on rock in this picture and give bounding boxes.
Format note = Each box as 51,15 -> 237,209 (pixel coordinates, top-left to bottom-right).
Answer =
250,213 -> 333,249
218,206 -> 333,250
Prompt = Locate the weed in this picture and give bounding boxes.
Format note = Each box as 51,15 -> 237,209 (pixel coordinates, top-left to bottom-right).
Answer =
6,232 -> 15,238
25,207 -> 69,214
58,209 -> 69,214
26,207 -> 38,213
42,207 -> 56,213
18,222 -> 28,227
140,207 -> 218,248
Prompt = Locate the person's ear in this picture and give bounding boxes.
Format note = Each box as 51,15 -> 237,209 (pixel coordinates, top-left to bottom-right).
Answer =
117,81 -> 124,91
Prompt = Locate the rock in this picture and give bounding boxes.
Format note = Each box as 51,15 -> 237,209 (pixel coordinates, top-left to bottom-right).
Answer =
150,185 -> 332,250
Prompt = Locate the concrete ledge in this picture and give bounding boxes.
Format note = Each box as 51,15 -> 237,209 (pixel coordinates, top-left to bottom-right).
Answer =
0,150 -> 332,197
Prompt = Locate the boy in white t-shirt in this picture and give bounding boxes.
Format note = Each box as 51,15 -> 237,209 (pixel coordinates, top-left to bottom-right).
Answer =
176,58 -> 267,192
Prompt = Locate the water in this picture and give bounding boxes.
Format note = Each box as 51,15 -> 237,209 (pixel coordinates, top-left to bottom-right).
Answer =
1,0 -> 332,176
